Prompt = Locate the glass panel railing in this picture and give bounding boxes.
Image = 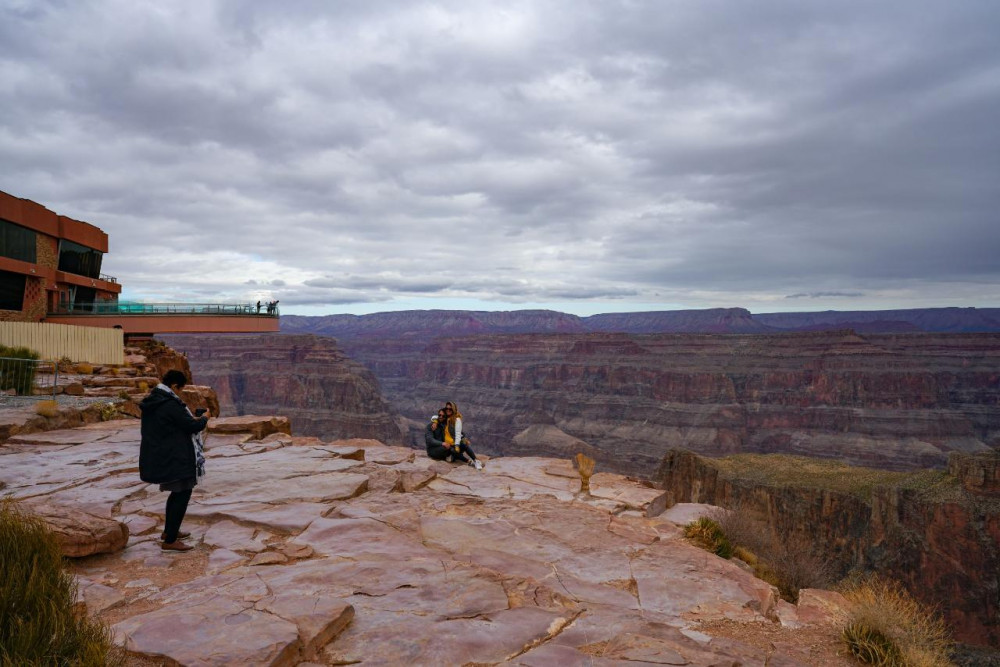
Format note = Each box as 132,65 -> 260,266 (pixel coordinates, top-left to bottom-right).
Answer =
47,302 -> 279,317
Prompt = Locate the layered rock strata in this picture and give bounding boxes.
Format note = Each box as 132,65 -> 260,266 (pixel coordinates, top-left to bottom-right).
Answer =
162,334 -> 405,444
655,448 -> 1000,647
3,418 -> 855,665
342,330 -> 1000,476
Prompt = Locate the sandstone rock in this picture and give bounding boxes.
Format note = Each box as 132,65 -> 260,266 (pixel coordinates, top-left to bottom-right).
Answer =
13,417 -> 872,663
589,473 -> 669,516
250,551 -> 288,566
76,577 -> 125,615
206,548 -> 245,574
207,415 -> 291,440
114,594 -> 305,666
63,382 -> 85,396
25,502 -> 128,557
660,502 -> 725,526
393,469 -> 436,492
795,589 -> 850,626
179,385 -> 221,418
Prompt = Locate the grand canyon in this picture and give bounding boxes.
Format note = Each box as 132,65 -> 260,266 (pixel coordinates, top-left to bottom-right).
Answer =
154,308 -> 1000,652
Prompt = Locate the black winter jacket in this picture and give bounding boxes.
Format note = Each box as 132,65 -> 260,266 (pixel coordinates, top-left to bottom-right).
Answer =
139,387 -> 208,483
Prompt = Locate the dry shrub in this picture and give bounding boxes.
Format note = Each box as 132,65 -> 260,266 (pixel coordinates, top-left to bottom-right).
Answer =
842,575 -> 953,667
713,505 -> 834,603
75,362 -> 94,374
138,380 -> 149,392
684,517 -> 734,559
105,366 -> 119,376
35,399 -> 60,418
0,499 -> 125,666
99,402 -> 118,421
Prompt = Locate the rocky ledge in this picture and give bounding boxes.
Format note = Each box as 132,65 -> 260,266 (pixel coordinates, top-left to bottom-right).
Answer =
2,417 -> 854,666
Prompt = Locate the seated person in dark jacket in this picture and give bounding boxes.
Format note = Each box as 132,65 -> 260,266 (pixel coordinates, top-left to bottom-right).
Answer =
425,409 -> 470,463
139,370 -> 210,552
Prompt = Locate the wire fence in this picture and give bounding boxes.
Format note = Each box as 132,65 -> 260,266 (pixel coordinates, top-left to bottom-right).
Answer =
0,357 -> 58,401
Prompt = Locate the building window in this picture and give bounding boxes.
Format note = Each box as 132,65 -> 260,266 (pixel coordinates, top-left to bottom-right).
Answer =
0,270 -> 26,311
58,240 -> 103,278
0,219 -> 37,264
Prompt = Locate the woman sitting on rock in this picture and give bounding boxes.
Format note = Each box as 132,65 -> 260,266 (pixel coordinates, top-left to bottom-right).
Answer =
425,409 -> 458,462
443,401 -> 483,470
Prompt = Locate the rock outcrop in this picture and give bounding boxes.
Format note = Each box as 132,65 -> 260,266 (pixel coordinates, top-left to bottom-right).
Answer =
162,334 -> 405,444
654,448 -> 1000,647
3,419 -> 858,665
341,330 -> 1000,476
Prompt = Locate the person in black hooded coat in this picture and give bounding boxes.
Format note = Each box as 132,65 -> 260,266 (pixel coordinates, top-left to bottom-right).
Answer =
139,370 -> 209,551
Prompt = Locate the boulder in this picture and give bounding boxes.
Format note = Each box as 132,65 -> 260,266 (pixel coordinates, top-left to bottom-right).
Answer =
26,502 -> 129,557
207,415 -> 292,440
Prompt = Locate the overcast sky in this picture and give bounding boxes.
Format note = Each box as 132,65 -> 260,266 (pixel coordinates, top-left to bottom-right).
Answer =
2,1 -> 999,315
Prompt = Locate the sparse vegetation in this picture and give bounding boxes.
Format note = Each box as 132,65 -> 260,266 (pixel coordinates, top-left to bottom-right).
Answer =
137,380 -> 149,392
99,402 -> 118,421
75,362 -> 94,374
709,453 -> 954,502
685,506 -> 834,603
35,399 -> 60,418
841,576 -> 953,667
117,389 -> 131,400
683,517 -> 733,559
0,344 -> 41,395
0,499 -> 125,666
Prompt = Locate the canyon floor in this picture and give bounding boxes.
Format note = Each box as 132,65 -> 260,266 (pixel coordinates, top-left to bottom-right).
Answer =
2,417 -> 857,666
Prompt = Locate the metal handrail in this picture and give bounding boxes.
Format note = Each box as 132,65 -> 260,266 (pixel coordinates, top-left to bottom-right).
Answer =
47,302 -> 280,317
99,273 -> 118,283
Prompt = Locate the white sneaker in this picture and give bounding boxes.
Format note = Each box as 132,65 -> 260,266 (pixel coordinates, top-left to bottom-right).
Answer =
473,460 -> 484,470
446,455 -> 454,463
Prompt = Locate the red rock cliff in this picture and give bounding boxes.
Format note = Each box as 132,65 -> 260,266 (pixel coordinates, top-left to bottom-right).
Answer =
654,448 -> 1000,647
162,334 -> 404,444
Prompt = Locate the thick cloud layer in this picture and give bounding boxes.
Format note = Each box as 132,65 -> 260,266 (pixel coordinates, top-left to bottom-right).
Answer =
2,0 -> 998,314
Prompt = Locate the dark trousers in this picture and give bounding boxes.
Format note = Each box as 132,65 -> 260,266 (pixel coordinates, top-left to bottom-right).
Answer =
163,489 -> 192,542
457,442 -> 478,461
427,443 -> 474,463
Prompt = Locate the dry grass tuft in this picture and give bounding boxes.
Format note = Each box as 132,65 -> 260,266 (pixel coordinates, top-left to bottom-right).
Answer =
137,380 -> 149,393
75,362 -> 95,374
35,399 -> 60,418
684,517 -> 734,559
841,576 -> 953,667
0,499 -> 125,666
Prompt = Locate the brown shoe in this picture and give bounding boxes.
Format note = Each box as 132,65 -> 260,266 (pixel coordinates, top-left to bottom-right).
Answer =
161,540 -> 193,552
160,531 -> 191,541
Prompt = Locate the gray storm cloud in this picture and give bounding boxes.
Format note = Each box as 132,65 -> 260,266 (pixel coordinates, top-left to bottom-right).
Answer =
1,0 -> 998,314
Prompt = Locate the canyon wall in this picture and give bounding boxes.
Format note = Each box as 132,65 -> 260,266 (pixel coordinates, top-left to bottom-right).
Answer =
282,306 -> 1000,336
339,330 -> 1000,476
162,334 -> 404,444
654,448 -> 1000,647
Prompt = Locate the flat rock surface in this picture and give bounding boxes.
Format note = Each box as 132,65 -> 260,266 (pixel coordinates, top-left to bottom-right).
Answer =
9,420 -> 850,665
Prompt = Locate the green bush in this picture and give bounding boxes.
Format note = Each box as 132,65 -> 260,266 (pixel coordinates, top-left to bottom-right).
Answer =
0,499 -> 124,666
0,344 -> 40,395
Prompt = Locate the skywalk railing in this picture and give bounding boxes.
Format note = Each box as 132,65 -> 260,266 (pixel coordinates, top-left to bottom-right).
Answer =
47,302 -> 280,317
99,273 -> 118,284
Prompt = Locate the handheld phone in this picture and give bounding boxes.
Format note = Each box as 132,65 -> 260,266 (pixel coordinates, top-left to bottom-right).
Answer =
195,408 -> 208,416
